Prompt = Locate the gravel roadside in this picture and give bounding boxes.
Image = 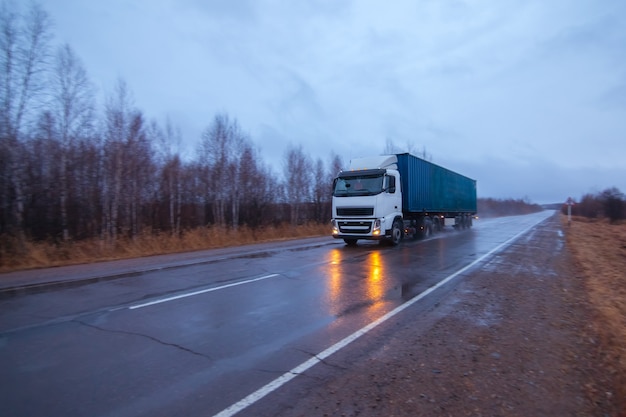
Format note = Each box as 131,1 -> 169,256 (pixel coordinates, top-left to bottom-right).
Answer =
245,214 -> 620,416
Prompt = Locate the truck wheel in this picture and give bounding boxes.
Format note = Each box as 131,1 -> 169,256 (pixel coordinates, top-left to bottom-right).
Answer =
390,220 -> 403,246
343,238 -> 358,246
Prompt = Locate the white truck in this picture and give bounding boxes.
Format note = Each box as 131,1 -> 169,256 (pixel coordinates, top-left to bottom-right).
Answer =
331,153 -> 477,245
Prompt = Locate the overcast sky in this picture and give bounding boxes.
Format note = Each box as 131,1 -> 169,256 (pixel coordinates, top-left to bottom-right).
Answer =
44,0 -> 625,204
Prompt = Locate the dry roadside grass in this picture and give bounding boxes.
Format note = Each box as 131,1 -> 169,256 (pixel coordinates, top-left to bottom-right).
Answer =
563,215 -> 626,408
0,223 -> 329,273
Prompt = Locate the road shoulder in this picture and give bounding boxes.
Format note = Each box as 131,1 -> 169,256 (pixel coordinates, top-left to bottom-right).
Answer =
257,214 -> 618,416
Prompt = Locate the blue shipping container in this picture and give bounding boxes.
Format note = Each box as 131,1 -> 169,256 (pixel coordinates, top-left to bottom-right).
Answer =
395,153 -> 477,214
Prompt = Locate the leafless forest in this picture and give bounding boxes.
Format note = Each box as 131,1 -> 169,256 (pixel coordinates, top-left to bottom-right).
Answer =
0,3 -> 569,269
0,3 -> 344,252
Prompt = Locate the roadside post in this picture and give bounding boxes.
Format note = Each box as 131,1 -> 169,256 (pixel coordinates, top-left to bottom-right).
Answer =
566,197 -> 574,226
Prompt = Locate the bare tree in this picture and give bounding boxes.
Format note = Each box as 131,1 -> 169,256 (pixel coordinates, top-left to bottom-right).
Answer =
49,43 -> 94,240
328,152 -> 344,177
238,144 -> 273,227
311,157 -> 327,222
308,152 -> 344,223
383,138 -> 431,160
199,114 -> 227,226
102,79 -> 144,243
198,113 -> 246,227
576,193 -> 602,219
152,119 -> 183,235
124,112 -> 154,239
383,137 -> 398,154
283,143 -> 312,225
239,150 -> 282,227
28,110 -> 59,238
417,145 -> 432,161
72,131 -> 101,239
227,127 -> 251,230
0,2 -> 52,241
601,187 -> 625,224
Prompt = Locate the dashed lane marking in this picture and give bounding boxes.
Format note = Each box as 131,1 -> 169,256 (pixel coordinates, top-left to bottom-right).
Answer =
128,274 -> 280,310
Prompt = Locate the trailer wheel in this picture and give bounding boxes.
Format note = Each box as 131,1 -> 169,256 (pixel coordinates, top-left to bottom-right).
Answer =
390,220 -> 403,246
433,217 -> 442,232
343,238 -> 358,246
420,218 -> 433,239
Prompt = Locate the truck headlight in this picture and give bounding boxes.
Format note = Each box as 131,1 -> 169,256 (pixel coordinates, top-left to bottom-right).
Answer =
331,219 -> 339,235
372,219 -> 381,235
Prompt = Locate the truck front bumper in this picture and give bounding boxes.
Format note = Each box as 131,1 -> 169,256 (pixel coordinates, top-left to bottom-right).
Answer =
331,218 -> 384,240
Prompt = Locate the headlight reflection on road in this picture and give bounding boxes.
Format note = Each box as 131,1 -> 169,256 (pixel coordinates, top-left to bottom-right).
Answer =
366,251 -> 385,301
325,248 -> 388,319
328,249 -> 342,302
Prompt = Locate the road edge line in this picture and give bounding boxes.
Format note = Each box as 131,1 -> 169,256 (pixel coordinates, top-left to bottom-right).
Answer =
212,213 -> 550,417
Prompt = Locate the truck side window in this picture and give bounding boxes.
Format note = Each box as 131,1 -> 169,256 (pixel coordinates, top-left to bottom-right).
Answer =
335,179 -> 347,192
386,175 -> 396,193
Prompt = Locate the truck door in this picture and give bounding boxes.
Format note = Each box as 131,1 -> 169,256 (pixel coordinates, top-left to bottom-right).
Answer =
382,173 -> 402,217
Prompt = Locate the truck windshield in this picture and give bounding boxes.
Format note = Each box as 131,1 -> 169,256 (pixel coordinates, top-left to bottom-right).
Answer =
333,174 -> 384,197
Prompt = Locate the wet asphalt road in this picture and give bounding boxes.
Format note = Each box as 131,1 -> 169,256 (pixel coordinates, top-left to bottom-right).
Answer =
0,211 -> 554,417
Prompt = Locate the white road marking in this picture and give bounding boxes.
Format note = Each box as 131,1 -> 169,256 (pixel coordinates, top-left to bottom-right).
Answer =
128,274 -> 280,310
212,213 -> 550,417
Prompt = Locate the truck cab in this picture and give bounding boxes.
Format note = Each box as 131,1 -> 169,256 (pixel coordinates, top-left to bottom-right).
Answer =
331,157 -> 403,245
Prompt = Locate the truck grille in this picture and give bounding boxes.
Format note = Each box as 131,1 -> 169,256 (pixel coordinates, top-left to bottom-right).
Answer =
337,220 -> 372,234
336,207 -> 374,216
